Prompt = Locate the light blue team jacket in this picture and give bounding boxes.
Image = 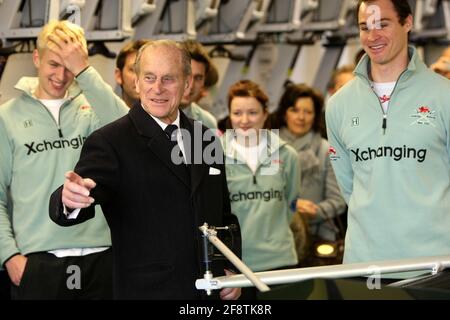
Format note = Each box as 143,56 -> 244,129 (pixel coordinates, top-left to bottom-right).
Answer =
326,46 -> 450,270
221,130 -> 300,271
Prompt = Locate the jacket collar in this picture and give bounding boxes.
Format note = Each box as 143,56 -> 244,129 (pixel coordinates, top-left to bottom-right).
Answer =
129,104 -> 208,193
354,45 -> 426,86
222,129 -> 286,166
128,103 -> 167,138
129,104 -> 188,187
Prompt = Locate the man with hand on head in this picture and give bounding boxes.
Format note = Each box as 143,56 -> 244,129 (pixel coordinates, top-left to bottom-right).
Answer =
0,20 -> 128,299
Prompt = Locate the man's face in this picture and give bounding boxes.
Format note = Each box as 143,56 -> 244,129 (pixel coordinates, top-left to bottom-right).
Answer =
115,52 -> 139,107
358,0 -> 412,68
33,49 -> 74,99
135,45 -> 191,124
181,59 -> 206,105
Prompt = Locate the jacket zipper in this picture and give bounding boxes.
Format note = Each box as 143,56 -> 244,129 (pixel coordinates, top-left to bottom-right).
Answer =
35,97 -> 73,138
229,137 -> 278,186
367,69 -> 407,135
57,99 -> 72,138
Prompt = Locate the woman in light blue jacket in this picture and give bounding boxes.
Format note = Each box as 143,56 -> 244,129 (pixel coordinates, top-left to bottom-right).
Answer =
221,80 -> 301,279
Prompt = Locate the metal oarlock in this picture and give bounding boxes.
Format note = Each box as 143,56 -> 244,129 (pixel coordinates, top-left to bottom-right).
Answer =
198,223 -> 270,294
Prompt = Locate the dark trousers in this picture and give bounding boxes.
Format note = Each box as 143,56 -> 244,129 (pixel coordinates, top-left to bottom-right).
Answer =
0,270 -> 11,300
11,248 -> 113,300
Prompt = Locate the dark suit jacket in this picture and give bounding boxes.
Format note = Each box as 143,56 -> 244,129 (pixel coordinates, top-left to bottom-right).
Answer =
49,105 -> 239,299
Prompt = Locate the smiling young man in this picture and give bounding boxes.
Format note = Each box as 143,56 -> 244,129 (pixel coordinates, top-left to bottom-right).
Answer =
0,20 -> 128,299
326,0 -> 450,277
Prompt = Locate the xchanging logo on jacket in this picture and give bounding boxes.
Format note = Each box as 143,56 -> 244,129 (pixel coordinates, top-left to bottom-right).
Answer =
350,145 -> 427,163
25,135 -> 87,155
230,189 -> 283,202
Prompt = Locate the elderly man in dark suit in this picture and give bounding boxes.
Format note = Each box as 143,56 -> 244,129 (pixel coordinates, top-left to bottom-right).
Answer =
49,40 -> 241,300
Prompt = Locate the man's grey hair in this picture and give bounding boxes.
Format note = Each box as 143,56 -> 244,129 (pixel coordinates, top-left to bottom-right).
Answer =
134,39 -> 192,77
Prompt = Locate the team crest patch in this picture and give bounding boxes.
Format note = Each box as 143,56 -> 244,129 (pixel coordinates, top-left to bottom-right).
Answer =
410,106 -> 436,127
329,146 -> 340,161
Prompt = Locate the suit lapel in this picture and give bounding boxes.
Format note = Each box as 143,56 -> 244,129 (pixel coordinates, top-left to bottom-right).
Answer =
180,113 -> 208,196
129,105 -> 190,188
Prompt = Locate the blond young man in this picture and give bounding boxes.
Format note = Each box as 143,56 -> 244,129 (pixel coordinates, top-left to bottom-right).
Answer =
0,20 -> 128,299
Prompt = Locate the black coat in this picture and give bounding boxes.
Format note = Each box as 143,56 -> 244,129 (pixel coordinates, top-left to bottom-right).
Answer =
49,105 -> 239,299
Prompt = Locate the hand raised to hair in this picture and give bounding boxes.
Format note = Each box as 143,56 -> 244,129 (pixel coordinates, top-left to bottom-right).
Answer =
47,28 -> 89,76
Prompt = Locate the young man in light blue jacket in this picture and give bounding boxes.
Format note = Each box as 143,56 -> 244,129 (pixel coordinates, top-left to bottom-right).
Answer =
326,0 -> 450,278
0,20 -> 128,299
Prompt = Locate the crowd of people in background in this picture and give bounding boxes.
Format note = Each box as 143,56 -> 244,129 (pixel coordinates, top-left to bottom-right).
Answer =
1,0 -> 450,300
